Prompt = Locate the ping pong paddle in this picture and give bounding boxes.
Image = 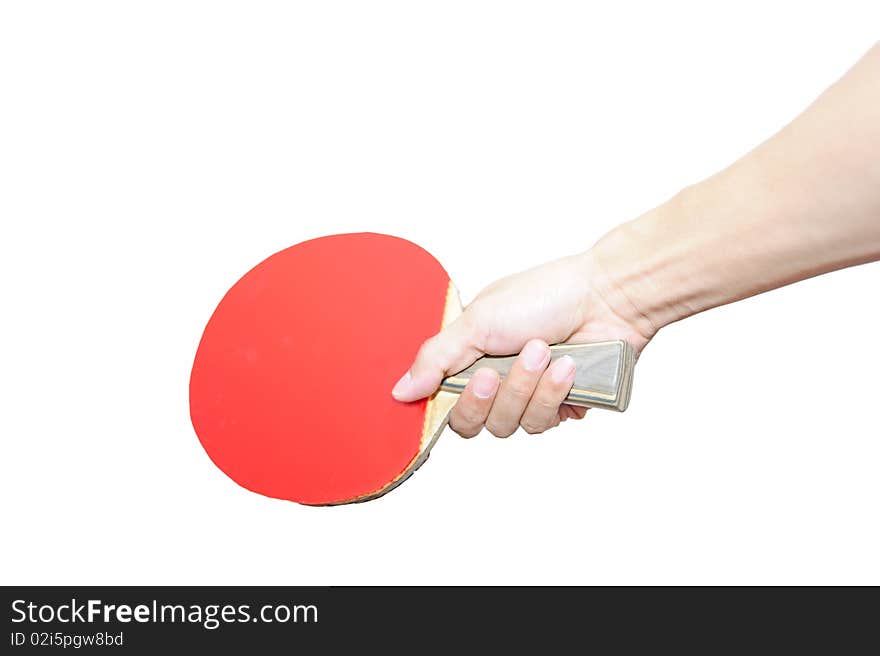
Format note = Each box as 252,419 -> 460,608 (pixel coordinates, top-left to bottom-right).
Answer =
189,233 -> 635,505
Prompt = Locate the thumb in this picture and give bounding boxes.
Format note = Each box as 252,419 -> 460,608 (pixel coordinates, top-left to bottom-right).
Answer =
391,315 -> 483,402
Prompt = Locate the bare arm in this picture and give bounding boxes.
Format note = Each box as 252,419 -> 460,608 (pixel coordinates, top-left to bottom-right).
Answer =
592,43 -> 880,336
393,43 -> 880,438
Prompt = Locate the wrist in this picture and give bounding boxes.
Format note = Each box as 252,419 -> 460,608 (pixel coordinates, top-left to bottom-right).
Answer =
586,162 -> 792,336
585,186 -> 709,336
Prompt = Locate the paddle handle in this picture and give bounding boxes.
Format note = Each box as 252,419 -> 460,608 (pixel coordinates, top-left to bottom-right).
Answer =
439,340 -> 635,412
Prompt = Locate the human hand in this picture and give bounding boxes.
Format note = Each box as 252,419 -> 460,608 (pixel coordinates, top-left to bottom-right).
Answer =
404,43 -> 880,438
391,251 -> 654,438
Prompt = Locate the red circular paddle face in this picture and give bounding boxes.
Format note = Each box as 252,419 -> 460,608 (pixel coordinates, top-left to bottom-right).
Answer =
189,233 -> 450,504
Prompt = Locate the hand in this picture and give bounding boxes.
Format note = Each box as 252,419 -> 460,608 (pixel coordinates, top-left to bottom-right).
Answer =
391,43 -> 880,439
391,251 -> 654,438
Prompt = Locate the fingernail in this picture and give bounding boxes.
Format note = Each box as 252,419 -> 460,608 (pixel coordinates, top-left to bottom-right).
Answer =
550,355 -> 576,384
391,371 -> 413,399
520,340 -> 550,372
471,369 -> 499,399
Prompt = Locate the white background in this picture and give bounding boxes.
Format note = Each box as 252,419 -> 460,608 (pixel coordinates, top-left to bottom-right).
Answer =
2,2 -> 878,585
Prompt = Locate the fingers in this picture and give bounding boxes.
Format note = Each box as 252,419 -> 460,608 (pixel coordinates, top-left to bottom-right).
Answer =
484,339 -> 551,438
559,404 -> 588,421
520,355 -> 577,434
391,315 -> 482,402
448,368 -> 500,438
393,324 -> 589,438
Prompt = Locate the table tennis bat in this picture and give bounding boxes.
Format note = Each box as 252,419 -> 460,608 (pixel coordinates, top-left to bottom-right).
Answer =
189,233 -> 635,505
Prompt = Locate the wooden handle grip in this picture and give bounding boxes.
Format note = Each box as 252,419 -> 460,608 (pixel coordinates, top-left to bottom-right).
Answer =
439,340 -> 635,412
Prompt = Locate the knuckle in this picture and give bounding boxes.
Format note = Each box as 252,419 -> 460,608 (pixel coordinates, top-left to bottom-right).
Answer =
504,379 -> 533,400
417,335 -> 441,359
454,405 -> 484,427
533,393 -> 560,411
458,307 -> 480,334
452,425 -> 480,439
460,306 -> 489,348
485,419 -> 515,438
520,419 -> 545,435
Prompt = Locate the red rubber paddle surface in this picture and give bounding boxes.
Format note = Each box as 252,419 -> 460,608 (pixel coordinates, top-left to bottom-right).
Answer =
189,233 -> 450,504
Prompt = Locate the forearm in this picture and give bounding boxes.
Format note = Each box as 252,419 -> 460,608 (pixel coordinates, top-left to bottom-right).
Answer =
590,43 -> 880,335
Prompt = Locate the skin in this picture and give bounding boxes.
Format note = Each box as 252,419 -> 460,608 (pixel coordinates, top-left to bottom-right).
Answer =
392,42 -> 880,438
